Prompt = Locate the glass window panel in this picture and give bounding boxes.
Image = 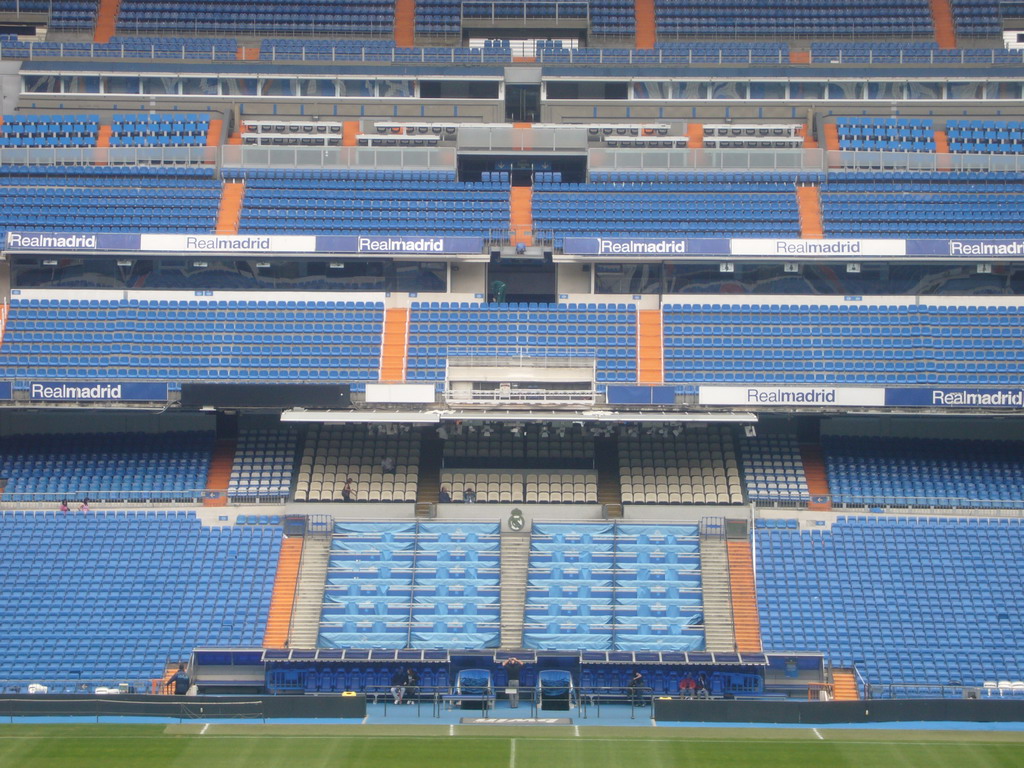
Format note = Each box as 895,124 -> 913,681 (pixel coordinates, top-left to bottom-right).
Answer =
338,80 -> 375,97
180,77 -> 219,96
102,76 -> 139,94
749,81 -> 785,99
827,81 -> 862,99
595,264 -> 662,294
633,81 -> 671,99
789,81 -> 826,99
141,77 -> 178,95
907,81 -> 943,100
296,78 -> 337,97
710,81 -> 748,99
393,262 -> 447,292
377,79 -> 415,98
223,78 -> 259,96
24,75 -> 60,93
672,81 -> 706,99
988,81 -> 1022,99
260,78 -> 295,97
866,81 -> 904,99
947,81 -> 984,100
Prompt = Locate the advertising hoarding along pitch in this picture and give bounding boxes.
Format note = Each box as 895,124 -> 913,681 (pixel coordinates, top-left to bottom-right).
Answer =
885,388 -> 1024,408
699,386 -> 887,407
27,382 -> 169,401
4,232 -> 484,255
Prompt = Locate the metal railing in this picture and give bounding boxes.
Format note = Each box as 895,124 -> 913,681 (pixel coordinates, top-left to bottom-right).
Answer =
0,489 -> 289,508
589,146 -> 825,173
461,1 -> 588,22
754,496 -> 1024,516
9,39 -> 1023,66
445,387 -> 597,405
220,144 -> 456,170
0,146 -> 215,166
457,126 -> 589,152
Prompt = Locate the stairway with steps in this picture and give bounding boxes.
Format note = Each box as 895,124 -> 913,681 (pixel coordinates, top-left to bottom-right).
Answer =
831,669 -> 860,700
800,442 -> 832,511
499,531 -> 531,649
202,439 -> 235,507
262,537 -> 303,648
595,437 -> 622,518
286,535 -> 333,648
726,540 -> 763,652
698,537 -> 737,652
416,437 -> 443,508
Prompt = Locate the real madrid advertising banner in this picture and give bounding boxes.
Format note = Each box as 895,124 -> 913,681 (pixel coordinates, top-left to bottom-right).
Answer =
700,386 -> 1024,409
699,386 -> 887,407
884,388 -> 1024,408
4,231 -> 484,255
27,382 -> 169,402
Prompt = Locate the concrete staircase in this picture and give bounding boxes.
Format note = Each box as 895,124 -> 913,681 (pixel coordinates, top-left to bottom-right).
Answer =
499,531 -> 531,649
832,669 -> 860,700
699,536 -> 737,652
286,535 -> 332,648
595,437 -> 623,518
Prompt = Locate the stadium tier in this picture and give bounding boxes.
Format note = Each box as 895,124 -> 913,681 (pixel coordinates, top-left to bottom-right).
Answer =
406,301 -> 638,384
663,302 -> 1024,386
319,522 -> 501,651
295,425 -> 420,503
823,436 -> 1024,508
228,428 -> 300,504
116,0 -> 394,35
0,298 -> 384,384
0,431 -> 213,504
109,112 -> 212,147
2,0 -> 1024,713
757,516 -> 1024,696
523,523 -> 705,652
834,118 -> 937,152
0,511 -> 279,689
0,167 -> 219,238
533,179 -> 800,245
0,114 -> 99,148
654,0 -> 934,36
229,170 -> 507,238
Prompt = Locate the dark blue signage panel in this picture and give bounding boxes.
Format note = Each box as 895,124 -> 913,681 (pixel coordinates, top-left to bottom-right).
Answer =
905,239 -> 1024,257
0,381 -> 11,400
885,387 -> 1024,408
28,381 -> 169,401
316,235 -> 484,254
606,385 -> 676,405
561,237 -> 730,256
5,232 -> 142,251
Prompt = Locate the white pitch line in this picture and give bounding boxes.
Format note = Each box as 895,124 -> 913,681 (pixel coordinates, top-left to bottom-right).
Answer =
812,728 -> 824,740
449,724 -> 454,737
200,724 -> 209,735
509,737 -> 517,768
574,725 -> 580,737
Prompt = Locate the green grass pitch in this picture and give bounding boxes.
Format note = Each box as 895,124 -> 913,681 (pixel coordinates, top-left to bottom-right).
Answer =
1,724 -> 1023,768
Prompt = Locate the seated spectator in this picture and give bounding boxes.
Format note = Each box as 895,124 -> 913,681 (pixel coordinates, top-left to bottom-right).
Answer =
342,478 -> 354,502
678,674 -> 696,699
696,671 -> 709,699
59,499 -> 69,513
390,669 -> 406,705
438,486 -> 451,503
381,456 -> 396,474
463,486 -> 477,503
404,668 -> 419,704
